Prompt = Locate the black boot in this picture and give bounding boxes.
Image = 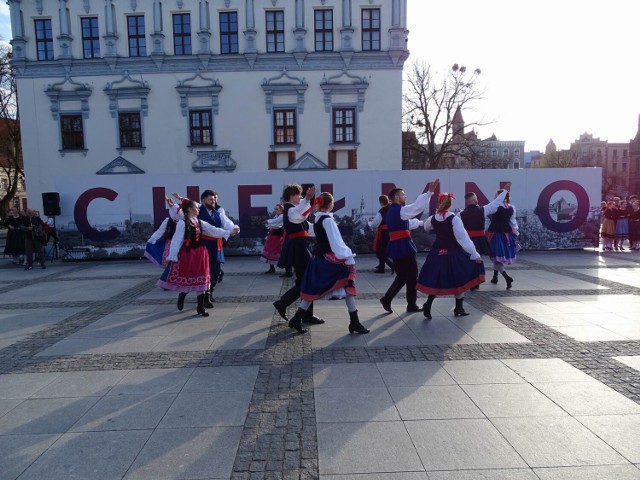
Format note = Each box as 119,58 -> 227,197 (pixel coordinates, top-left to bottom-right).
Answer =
406,288 -> 421,312
490,270 -> 499,284
373,265 -> 385,273
423,295 -> 436,319
501,271 -> 513,289
348,310 -> 369,334
302,303 -> 325,325
273,300 -> 288,321
196,294 -> 210,317
265,265 -> 276,274
288,308 -> 308,334
203,290 -> 214,308
380,277 -> 404,313
454,298 -> 469,317
177,292 -> 187,311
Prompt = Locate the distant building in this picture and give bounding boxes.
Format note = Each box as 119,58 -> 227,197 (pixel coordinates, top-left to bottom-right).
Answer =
569,130 -> 637,196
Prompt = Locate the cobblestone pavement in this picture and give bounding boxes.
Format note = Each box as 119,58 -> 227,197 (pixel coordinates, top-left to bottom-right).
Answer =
0,251 -> 639,479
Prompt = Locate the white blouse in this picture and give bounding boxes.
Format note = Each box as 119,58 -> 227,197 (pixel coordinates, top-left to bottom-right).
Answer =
167,217 -> 231,262
423,211 -> 481,260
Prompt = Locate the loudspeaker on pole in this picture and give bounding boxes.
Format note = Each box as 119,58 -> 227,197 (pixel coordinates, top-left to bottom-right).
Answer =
42,192 -> 61,217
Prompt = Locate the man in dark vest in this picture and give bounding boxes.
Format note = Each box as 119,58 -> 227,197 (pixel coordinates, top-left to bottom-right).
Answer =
380,179 -> 439,313
198,189 -> 239,307
273,183 -> 324,330
459,182 -> 510,289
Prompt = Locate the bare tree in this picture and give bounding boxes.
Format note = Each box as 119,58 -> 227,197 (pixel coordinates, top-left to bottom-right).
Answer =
0,46 -> 22,220
403,61 -> 488,169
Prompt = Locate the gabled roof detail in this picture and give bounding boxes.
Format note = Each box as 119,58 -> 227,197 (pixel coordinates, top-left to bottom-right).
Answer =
97,156 -> 145,175
285,152 -> 330,170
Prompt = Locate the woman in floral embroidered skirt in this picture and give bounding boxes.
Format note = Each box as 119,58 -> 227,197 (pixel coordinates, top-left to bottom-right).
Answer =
157,200 -> 236,316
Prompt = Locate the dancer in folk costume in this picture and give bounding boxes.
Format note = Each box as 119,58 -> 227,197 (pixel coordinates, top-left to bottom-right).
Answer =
198,190 -> 239,307
260,203 -> 285,273
157,200 -> 238,316
272,184 -> 324,325
379,179 -> 439,313
144,197 -> 182,267
628,200 -> 640,250
459,184 -> 510,290
368,195 -> 394,274
486,186 -> 520,289
417,193 -> 485,319
600,199 -> 617,251
614,198 -> 631,250
287,193 -> 369,334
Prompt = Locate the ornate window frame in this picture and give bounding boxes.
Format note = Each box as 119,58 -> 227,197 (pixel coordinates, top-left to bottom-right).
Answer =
44,75 -> 92,156
104,71 -> 150,153
175,71 -> 222,151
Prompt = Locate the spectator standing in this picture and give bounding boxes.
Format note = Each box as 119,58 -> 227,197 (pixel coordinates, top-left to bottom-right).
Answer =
21,208 -> 47,270
4,207 -> 25,265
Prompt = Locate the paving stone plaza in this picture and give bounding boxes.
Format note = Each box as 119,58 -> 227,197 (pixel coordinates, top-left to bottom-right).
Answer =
0,251 -> 639,479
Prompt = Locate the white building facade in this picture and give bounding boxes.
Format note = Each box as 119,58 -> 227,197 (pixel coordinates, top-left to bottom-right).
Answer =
9,0 -> 409,206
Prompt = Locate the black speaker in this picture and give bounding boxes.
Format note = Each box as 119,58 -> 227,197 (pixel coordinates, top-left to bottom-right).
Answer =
42,192 -> 61,217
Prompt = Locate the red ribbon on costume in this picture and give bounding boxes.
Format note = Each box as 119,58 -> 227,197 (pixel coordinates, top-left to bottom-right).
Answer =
437,192 -> 456,216
466,229 -> 485,238
302,196 -> 324,217
389,230 -> 411,241
287,231 -> 309,240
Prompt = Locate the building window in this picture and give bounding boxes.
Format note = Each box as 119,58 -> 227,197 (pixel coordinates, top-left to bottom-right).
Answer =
514,149 -> 520,158
35,19 -> 54,60
81,17 -> 100,59
361,8 -> 380,51
491,149 -> 497,157
623,149 -> 628,158
119,112 -> 143,148
189,110 -> 213,145
612,163 -> 617,172
60,114 -> 85,150
127,15 -> 147,57
266,10 -> 285,53
220,11 -> 239,54
502,148 -> 509,157
0,179 -> 7,190
623,163 -> 627,173
333,108 -> 356,143
314,9 -> 333,52
173,13 -> 192,55
274,109 -> 296,144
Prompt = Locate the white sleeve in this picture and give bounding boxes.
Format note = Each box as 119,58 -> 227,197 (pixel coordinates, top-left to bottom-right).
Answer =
509,205 -> 519,234
452,215 -> 481,260
422,216 -> 434,231
201,221 -> 232,239
400,191 -> 434,220
368,212 -> 383,229
408,218 -> 423,230
288,199 -> 311,223
324,217 -> 356,263
218,208 -> 239,231
168,205 -> 182,222
482,189 -> 508,217
166,221 -> 185,262
267,214 -> 284,229
148,218 -> 169,244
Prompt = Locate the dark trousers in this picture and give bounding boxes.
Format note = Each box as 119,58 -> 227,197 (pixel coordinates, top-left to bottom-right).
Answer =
384,254 -> 418,305
25,239 -> 45,267
207,249 -> 222,293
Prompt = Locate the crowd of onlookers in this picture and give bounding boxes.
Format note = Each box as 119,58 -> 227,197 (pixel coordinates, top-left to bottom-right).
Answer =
2,207 -> 58,269
600,194 -> 640,251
